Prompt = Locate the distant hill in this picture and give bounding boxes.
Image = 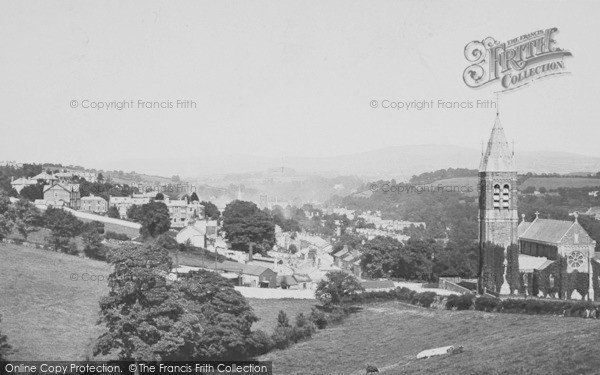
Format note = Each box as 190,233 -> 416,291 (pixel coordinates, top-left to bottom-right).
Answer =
105,146 -> 600,180
520,177 -> 600,190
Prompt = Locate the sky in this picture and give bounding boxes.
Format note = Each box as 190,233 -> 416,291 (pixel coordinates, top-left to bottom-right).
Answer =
1,0 -> 599,174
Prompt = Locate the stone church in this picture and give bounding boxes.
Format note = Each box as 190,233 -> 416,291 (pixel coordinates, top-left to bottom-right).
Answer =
478,115 -> 596,300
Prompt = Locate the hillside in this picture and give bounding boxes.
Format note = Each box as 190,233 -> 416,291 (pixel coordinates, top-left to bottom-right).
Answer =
520,177 -> 600,190
260,301 -> 600,375
0,244 -> 314,361
105,147 -> 600,179
0,244 -> 111,360
429,176 -> 600,193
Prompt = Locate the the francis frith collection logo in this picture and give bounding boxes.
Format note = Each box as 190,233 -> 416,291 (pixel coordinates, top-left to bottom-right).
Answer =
463,28 -> 572,91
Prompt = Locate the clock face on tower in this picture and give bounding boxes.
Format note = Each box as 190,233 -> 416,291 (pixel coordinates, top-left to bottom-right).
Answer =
567,251 -> 585,270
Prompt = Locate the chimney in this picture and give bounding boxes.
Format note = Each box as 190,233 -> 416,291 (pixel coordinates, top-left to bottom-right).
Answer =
248,243 -> 253,262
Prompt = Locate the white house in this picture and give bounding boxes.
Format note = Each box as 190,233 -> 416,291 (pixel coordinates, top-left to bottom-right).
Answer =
176,225 -> 206,248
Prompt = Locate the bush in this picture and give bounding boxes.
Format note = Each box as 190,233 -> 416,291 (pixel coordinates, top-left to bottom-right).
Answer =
271,326 -> 294,350
474,296 -> 501,312
309,307 -> 328,329
413,292 -> 437,308
446,294 -> 474,310
291,313 -> 315,342
247,330 -> 274,357
104,231 -> 130,241
316,271 -> 364,307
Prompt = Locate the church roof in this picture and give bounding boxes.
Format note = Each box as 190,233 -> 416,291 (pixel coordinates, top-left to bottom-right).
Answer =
479,116 -> 516,172
518,218 -> 575,244
518,254 -> 553,272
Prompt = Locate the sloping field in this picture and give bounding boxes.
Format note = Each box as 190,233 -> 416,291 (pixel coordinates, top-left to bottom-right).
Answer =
260,301 -> 600,375
520,177 -> 600,190
247,298 -> 317,333
0,243 -> 111,360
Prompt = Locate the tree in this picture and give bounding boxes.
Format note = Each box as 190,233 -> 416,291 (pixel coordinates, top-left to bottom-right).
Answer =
43,208 -> 83,252
95,242 -> 202,361
190,192 -> 199,202
127,204 -> 143,222
315,271 -> 364,307
0,191 -> 9,215
171,175 -> 181,183
222,201 -> 275,252
276,310 -> 290,327
107,206 -> 120,219
82,229 -> 107,261
401,239 -> 436,280
7,199 -> 42,239
201,201 -> 220,220
19,184 -> 44,201
360,236 -> 403,279
0,214 -> 12,241
539,187 -> 547,194
138,202 -> 171,238
175,270 -> 258,360
155,193 -> 165,201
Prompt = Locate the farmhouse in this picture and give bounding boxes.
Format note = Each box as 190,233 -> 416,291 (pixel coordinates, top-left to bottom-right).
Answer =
43,182 -> 81,209
80,194 -> 107,213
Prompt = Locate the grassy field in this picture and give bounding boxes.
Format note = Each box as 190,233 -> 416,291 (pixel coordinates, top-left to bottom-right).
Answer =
78,217 -> 141,239
8,227 -> 85,249
0,243 -> 315,360
247,298 -> 318,333
520,177 -> 600,190
0,243 -> 111,360
260,301 -> 600,375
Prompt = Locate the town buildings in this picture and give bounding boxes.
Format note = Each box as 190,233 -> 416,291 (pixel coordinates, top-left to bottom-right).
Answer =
42,182 -> 81,209
80,194 -> 108,213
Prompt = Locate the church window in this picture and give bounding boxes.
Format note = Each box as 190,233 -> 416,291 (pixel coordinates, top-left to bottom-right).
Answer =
567,251 -> 585,270
493,184 -> 500,209
502,184 -> 510,209
549,274 -> 555,288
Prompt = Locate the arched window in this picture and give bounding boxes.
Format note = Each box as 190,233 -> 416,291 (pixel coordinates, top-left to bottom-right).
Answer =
493,184 -> 500,209
502,184 -> 510,209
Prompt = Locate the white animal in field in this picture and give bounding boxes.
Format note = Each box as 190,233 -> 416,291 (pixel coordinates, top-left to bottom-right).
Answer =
417,345 -> 463,359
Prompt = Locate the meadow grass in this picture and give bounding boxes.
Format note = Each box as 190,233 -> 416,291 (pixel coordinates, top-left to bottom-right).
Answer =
0,243 -> 110,360
260,301 -> 600,375
247,298 -> 317,333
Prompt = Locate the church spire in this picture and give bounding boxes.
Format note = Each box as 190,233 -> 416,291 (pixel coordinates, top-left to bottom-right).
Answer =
479,115 -> 516,173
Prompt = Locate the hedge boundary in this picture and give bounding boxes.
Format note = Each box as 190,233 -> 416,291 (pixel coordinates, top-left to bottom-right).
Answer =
355,287 -> 600,318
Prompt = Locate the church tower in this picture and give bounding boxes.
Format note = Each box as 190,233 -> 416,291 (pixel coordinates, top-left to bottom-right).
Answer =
478,115 -> 519,292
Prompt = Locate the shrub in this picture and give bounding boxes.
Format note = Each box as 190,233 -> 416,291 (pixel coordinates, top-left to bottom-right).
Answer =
474,296 -> 501,312
291,313 -> 315,342
309,307 -> 328,329
414,292 -> 437,308
247,330 -> 274,357
316,271 -> 364,307
446,294 -> 474,310
271,326 -> 294,350
104,231 -> 130,241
